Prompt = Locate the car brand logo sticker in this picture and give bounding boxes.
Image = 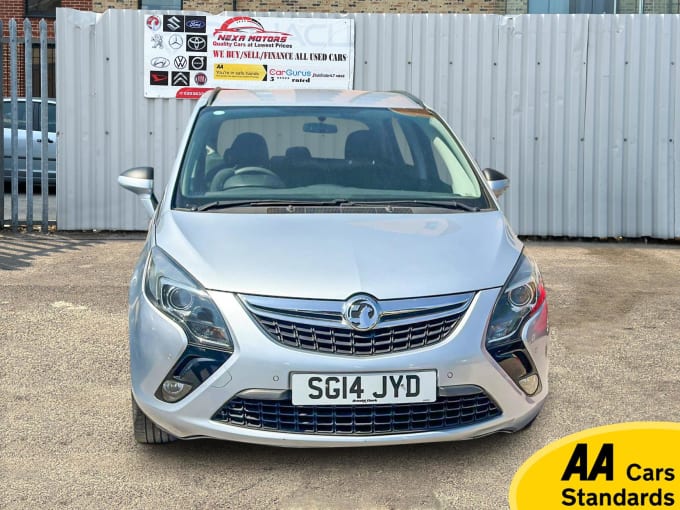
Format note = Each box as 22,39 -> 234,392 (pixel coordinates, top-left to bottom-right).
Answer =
163,15 -> 184,32
168,34 -> 183,50
185,16 -> 206,33
342,295 -> 381,331
150,34 -> 163,49
186,35 -> 207,52
174,56 -> 187,69
150,57 -> 170,69
171,71 -> 190,86
194,72 -> 208,85
189,56 -> 207,71
149,71 -> 168,86
146,16 -> 161,31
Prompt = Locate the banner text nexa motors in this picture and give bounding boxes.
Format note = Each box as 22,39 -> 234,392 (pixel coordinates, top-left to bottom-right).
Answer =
144,15 -> 355,98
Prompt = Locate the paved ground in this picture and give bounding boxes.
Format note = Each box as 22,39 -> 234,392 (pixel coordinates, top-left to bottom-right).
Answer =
0,233 -> 679,509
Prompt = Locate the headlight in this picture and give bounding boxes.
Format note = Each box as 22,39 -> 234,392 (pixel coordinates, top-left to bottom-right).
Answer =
486,253 -> 546,346
144,246 -> 233,352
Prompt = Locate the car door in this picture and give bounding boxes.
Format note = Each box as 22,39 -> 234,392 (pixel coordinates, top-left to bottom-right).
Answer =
3,99 -> 29,179
31,101 -> 57,176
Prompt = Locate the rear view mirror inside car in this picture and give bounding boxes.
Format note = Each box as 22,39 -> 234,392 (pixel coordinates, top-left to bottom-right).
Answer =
303,122 -> 338,134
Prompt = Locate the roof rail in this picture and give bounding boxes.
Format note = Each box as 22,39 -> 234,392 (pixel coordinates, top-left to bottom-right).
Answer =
389,90 -> 427,108
205,87 -> 222,105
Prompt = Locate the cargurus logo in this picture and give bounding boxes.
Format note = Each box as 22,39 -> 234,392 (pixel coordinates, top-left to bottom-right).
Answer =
269,68 -> 312,77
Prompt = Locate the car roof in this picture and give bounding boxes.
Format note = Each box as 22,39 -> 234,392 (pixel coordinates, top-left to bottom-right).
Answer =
210,89 -> 425,109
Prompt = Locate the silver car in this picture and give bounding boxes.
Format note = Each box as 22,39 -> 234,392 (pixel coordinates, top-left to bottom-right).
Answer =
3,98 -> 57,188
119,89 -> 549,447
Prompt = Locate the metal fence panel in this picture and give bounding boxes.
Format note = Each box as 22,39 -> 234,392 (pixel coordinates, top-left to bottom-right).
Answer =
410,14 -> 498,169
355,14 -> 413,92
495,14 -> 589,236
1,18 -> 53,232
585,15 -> 677,238
56,9 -> 680,238
40,19 -> 50,232
675,16 -> 680,238
10,20 -> 19,231
24,19 -> 34,229
0,21 -> 3,229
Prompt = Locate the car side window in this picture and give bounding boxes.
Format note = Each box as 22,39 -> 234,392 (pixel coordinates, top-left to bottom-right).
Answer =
3,101 -> 27,130
32,104 -> 41,131
48,103 -> 56,132
3,102 -> 55,132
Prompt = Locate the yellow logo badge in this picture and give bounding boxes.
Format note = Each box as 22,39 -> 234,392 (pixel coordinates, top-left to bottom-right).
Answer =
214,63 -> 267,81
510,422 -> 680,509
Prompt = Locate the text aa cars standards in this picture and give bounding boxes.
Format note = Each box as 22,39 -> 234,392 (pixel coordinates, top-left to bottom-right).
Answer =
119,88 -> 549,447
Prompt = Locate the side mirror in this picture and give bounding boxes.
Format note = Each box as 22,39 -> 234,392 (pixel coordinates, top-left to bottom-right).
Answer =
482,168 -> 509,198
118,166 -> 158,217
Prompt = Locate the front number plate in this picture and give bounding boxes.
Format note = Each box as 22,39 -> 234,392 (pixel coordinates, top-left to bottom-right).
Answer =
291,371 -> 437,406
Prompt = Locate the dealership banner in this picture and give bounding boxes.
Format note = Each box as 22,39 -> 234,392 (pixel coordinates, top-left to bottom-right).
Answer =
144,14 -> 354,98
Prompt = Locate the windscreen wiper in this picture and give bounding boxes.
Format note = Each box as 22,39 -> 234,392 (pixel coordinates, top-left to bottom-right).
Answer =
194,199 -> 479,212
351,200 -> 480,212
195,199 -> 353,212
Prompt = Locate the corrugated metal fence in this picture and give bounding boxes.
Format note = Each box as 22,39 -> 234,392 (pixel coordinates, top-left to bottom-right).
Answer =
56,9 -> 680,238
1,19 -> 54,232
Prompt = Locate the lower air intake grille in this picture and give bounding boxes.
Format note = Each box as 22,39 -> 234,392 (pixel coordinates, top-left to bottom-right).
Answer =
212,392 -> 501,435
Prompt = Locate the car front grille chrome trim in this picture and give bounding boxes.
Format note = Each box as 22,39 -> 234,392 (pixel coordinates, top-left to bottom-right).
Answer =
239,292 -> 474,355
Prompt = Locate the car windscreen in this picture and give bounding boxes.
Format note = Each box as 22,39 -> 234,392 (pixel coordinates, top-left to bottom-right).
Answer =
173,106 -> 491,210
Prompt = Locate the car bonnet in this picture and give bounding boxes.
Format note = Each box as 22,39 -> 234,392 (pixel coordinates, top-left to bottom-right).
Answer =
155,210 -> 522,300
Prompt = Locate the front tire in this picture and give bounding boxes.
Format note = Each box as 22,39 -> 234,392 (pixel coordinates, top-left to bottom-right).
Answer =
131,395 -> 177,444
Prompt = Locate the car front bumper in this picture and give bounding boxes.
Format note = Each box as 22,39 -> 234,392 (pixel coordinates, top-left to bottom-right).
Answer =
129,285 -> 549,447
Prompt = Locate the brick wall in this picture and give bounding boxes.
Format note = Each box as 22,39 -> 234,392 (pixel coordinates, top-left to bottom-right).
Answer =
505,0 -> 526,13
225,0 -> 505,13
2,0 -> 91,96
118,0 -> 508,14
93,0 -> 136,10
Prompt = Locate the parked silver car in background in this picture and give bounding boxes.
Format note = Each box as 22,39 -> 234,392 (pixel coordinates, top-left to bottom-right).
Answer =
119,89 -> 549,447
3,98 -> 57,188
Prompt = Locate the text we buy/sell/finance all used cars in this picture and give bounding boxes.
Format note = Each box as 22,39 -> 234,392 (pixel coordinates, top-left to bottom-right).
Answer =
119,89 -> 549,447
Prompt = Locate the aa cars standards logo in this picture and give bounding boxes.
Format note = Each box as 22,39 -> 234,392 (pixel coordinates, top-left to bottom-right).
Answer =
509,422 -> 680,509
213,16 -> 291,43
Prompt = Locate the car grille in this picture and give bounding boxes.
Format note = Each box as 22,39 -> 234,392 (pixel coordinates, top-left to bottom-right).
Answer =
240,292 -> 474,356
254,315 -> 460,355
212,391 -> 501,435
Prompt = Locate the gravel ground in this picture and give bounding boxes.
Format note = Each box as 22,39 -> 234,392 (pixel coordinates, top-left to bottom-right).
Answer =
1,233 -> 679,509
